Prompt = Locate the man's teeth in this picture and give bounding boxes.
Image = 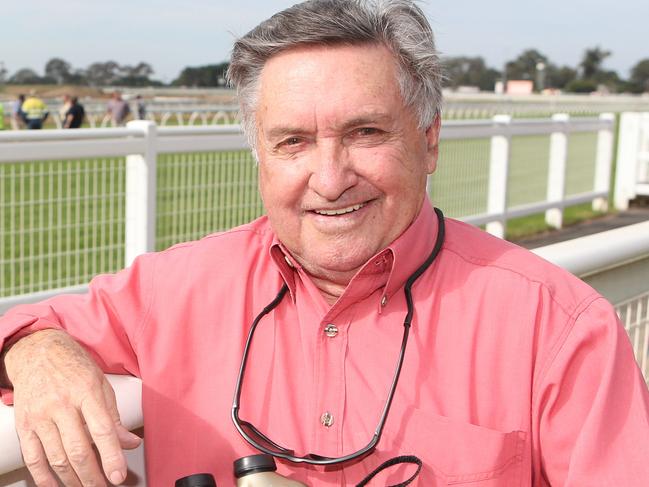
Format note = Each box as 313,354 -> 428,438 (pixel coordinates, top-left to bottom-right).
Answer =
315,203 -> 365,216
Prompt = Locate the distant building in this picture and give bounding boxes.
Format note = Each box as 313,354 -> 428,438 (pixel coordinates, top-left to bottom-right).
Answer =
506,80 -> 534,95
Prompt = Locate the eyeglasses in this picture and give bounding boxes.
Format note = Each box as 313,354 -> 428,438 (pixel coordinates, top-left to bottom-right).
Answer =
231,207 -> 445,465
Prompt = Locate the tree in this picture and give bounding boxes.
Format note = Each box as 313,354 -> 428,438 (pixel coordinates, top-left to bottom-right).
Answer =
0,62 -> 7,84
84,61 -> 121,86
443,56 -> 501,91
44,58 -> 73,85
545,65 -> 577,90
564,79 -> 598,93
579,47 -> 611,80
115,62 -> 159,86
172,62 -> 230,87
505,49 -> 548,81
630,59 -> 649,93
8,68 -> 48,84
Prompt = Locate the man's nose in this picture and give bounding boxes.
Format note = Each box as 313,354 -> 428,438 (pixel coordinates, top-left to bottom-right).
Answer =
307,140 -> 358,201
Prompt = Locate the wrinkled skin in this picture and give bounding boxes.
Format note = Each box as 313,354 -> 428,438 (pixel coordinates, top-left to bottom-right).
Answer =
3,329 -> 141,486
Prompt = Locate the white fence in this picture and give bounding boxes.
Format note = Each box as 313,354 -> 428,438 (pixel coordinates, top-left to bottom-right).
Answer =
2,219 -> 649,486
0,114 -> 614,303
614,112 -> 649,209
48,106 -> 240,129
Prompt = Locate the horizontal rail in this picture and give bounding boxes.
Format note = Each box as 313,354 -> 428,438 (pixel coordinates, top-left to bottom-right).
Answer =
0,127 -> 142,142
533,221 -> 649,277
440,117 -> 613,140
0,139 -> 145,163
460,191 -> 608,226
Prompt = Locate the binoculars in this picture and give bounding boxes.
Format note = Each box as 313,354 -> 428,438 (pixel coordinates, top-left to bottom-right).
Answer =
175,454 -> 307,487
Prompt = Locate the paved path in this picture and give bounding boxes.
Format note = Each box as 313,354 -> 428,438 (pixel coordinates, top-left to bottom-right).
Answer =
513,203 -> 649,249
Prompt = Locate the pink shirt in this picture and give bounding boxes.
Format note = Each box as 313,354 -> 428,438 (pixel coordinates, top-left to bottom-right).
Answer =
2,200 -> 649,486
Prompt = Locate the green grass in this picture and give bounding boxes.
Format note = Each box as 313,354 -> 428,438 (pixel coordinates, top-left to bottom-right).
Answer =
505,203 -> 607,241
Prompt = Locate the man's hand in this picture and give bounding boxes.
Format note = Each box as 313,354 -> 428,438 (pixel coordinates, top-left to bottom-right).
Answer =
3,329 -> 141,486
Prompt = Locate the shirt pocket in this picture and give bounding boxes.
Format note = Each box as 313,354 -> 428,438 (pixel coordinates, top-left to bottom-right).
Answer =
381,405 -> 528,486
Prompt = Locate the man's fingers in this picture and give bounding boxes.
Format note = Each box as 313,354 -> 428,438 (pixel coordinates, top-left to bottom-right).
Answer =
116,424 -> 142,450
33,421 -> 84,487
16,428 -> 59,487
81,395 -> 128,485
55,411 -> 109,487
102,378 -> 142,450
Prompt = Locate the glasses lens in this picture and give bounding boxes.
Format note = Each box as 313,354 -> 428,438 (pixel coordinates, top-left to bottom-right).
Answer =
238,420 -> 296,455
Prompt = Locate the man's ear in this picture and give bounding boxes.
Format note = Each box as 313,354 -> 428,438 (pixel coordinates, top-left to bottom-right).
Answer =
424,114 -> 441,174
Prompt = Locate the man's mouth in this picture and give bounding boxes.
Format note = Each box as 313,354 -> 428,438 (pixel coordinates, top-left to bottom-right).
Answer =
313,203 -> 366,216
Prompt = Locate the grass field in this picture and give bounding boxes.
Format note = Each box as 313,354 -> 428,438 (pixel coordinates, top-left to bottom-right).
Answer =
1,132 -> 606,297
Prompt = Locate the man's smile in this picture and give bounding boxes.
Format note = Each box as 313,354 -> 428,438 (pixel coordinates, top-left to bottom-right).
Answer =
312,202 -> 367,216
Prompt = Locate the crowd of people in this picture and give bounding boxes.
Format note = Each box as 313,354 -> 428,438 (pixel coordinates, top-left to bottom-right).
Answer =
8,91 -> 146,130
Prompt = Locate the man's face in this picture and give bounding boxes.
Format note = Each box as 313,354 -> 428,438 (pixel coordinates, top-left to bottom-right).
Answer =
256,43 -> 439,281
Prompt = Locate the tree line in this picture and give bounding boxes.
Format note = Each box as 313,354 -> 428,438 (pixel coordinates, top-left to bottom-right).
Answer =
0,58 -> 164,87
1,50 -> 648,93
444,47 -> 649,94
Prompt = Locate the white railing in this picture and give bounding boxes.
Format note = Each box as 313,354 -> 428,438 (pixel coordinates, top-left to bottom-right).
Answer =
614,112 -> 649,209
438,114 -> 614,237
51,107 -> 240,129
0,114 -> 614,304
1,220 -> 648,485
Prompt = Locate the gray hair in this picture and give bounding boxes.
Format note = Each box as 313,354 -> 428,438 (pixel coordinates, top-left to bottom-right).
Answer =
227,0 -> 443,150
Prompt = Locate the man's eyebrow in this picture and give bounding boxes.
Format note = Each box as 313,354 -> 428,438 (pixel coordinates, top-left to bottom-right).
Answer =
336,113 -> 392,131
264,126 -> 310,140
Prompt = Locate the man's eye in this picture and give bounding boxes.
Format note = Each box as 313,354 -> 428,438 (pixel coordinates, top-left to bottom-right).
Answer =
356,127 -> 380,136
283,137 -> 302,146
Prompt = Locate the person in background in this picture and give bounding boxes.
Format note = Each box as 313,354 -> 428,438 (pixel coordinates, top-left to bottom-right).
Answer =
58,94 -> 72,127
63,97 -> 85,129
134,95 -> 146,120
21,91 -> 49,130
106,91 -> 130,126
10,94 -> 26,130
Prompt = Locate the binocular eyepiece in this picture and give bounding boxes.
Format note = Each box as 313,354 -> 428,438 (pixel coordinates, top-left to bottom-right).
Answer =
175,454 -> 307,487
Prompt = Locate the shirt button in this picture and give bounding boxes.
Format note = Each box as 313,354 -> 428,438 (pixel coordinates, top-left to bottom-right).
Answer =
284,255 -> 294,268
324,324 -> 338,337
320,411 -> 334,427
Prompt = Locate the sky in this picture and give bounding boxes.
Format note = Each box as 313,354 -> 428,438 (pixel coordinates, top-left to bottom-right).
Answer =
2,0 -> 647,83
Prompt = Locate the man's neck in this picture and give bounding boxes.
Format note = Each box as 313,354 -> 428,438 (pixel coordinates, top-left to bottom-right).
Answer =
300,265 -> 359,306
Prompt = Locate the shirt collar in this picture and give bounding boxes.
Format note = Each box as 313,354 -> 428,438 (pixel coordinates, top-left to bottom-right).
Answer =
383,197 -> 439,305
269,197 -> 440,309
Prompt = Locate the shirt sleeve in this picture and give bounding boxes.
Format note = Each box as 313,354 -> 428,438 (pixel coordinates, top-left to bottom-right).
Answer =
0,251 -> 157,405
533,296 -> 649,485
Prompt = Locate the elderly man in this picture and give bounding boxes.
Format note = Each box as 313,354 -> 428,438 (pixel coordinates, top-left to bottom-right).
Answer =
1,1 -> 649,486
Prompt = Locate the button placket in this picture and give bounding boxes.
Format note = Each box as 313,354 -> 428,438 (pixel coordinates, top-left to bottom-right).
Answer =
314,315 -> 347,451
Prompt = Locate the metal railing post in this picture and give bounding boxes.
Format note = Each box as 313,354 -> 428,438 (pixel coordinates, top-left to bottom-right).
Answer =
125,121 -> 157,266
592,113 -> 615,212
614,112 -> 641,210
545,113 -> 569,229
485,114 -> 511,238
